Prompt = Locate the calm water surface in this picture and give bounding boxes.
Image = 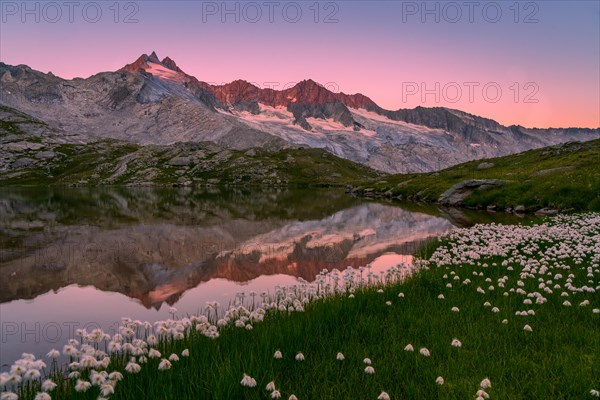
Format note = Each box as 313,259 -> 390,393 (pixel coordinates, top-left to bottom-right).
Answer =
0,187 -> 531,369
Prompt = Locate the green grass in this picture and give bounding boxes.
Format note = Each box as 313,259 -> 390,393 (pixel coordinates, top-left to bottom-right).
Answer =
8,215 -> 598,399
353,139 -> 600,212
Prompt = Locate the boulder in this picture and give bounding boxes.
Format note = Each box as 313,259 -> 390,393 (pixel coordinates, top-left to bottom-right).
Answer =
477,162 -> 495,170
530,166 -> 575,177
438,179 -> 507,206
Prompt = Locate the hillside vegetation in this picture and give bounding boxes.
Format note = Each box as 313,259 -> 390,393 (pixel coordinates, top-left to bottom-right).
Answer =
350,139 -> 600,212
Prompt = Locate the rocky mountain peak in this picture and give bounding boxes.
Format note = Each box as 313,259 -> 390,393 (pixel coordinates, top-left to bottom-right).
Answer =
161,56 -> 182,73
148,51 -> 160,63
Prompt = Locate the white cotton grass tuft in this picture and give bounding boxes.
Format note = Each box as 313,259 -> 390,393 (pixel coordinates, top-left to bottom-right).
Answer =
271,390 -> 282,399
451,307 -> 460,312
480,378 -> 492,388
158,359 -> 172,371
419,347 -> 430,357
74,380 -> 91,392
41,379 -> 57,392
404,344 -> 414,352
436,376 -> 444,385
523,324 -> 533,332
288,396 -> 298,400
240,374 -> 257,388
336,352 -> 345,361
266,381 -> 276,391
364,366 -> 375,374
274,350 -> 283,359
34,393 -> 51,400
590,389 -> 600,397
451,338 -> 462,347
377,391 -> 391,400
295,352 -> 305,361
476,389 -> 490,399
46,349 -> 60,359
181,349 -> 189,357
125,361 -> 141,374
363,358 -> 372,365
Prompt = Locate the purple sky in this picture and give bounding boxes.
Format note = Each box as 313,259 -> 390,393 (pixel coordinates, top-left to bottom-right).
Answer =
1,1 -> 599,128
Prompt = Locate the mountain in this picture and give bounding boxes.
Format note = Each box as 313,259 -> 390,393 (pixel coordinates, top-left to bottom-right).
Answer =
1,52 -> 598,173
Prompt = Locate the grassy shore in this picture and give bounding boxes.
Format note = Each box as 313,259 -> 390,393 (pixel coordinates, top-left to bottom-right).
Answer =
3,214 -> 599,400
351,139 -> 600,212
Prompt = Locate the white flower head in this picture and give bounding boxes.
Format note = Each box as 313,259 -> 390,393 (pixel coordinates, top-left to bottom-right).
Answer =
295,352 -> 305,361
240,374 -> 257,387
377,391 -> 390,400
336,352 -> 345,361
404,344 -> 414,352
41,379 -> 57,392
419,347 -> 430,357
274,350 -> 283,359
480,378 -> 492,388
364,366 -> 375,374
158,359 -> 172,371
435,376 -> 444,385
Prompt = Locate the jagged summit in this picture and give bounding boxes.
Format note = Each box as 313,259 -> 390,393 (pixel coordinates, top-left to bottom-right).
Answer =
147,51 -> 160,63
161,56 -> 182,73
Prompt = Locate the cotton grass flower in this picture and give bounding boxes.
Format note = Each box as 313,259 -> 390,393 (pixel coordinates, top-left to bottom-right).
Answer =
476,389 -> 490,399
419,347 -> 430,357
158,359 -> 172,371
404,344 -> 414,352
74,380 -> 91,392
100,383 -> 115,397
266,381 -> 276,391
125,361 -> 141,373
336,352 -> 345,361
436,376 -> 445,385
34,393 -> 51,400
46,349 -> 60,359
168,353 -> 179,362
363,358 -> 372,365
271,390 -> 282,399
364,366 -> 375,374
240,374 -> 257,387
451,339 -> 462,347
480,378 -> 492,388
41,379 -> 57,392
377,392 -> 390,400
295,352 -> 305,361
523,324 -> 533,332
274,350 -> 283,359
288,396 -> 298,400
1,393 -> 18,400
590,389 -> 599,397
451,307 -> 460,312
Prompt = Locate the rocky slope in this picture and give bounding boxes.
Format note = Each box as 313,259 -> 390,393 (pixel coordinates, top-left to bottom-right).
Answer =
1,52 -> 598,173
